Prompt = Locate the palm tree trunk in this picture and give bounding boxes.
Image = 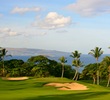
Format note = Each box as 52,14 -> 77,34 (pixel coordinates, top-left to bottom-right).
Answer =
2,56 -> 5,77
97,70 -> 99,85
107,73 -> 110,87
61,63 -> 64,78
73,68 -> 78,80
75,67 -> 79,81
93,75 -> 96,84
96,60 -> 99,85
75,72 -> 79,81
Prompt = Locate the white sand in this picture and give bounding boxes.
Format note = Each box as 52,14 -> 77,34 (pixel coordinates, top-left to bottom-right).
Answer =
2,77 -> 29,80
45,82 -> 88,90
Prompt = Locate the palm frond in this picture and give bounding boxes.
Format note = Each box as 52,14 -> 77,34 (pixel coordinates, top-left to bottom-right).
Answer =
89,47 -> 103,60
70,50 -> 81,59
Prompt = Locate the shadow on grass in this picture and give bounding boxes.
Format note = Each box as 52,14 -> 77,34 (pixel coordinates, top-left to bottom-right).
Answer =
24,91 -> 110,100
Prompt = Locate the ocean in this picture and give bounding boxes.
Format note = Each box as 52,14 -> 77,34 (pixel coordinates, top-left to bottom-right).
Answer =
5,54 -> 110,72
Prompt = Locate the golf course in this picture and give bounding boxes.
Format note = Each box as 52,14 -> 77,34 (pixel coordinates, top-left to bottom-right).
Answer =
0,77 -> 110,100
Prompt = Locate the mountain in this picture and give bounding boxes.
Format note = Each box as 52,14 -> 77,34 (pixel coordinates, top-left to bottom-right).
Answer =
6,48 -> 70,57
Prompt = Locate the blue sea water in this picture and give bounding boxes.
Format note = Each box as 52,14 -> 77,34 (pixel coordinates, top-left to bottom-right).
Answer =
48,54 -> 110,72
6,54 -> 110,64
49,54 -> 110,65
5,54 -> 110,72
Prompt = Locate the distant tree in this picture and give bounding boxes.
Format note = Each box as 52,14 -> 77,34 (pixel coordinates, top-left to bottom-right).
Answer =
47,59 -> 58,77
21,62 -> 33,76
0,47 -> 12,76
89,47 -> 103,85
28,55 -> 50,77
64,64 -> 75,79
70,50 -> 82,80
59,56 -> 67,78
81,63 -> 97,84
0,59 -> 25,77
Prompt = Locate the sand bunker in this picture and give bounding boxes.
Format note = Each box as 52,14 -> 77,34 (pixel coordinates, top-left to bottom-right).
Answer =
2,77 -> 29,80
45,82 -> 88,90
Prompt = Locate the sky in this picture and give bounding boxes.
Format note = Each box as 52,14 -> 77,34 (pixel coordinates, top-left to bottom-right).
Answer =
0,0 -> 110,54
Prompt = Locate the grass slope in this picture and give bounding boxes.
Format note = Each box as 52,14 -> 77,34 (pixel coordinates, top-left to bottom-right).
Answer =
0,77 -> 110,100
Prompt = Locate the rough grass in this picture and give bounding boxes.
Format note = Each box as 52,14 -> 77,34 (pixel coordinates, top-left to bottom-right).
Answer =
0,77 -> 110,100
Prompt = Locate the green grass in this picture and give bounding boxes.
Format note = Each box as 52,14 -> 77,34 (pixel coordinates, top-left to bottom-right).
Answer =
0,77 -> 110,100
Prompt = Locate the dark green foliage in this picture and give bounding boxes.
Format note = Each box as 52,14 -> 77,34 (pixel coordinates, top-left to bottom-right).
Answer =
28,55 -> 51,77
3,59 -> 24,77
63,64 -> 75,79
6,59 -> 24,68
0,54 -> 75,79
100,56 -> 110,87
27,55 -> 74,79
81,63 -> 97,80
81,59 -> 110,85
28,55 -> 49,64
21,62 -> 34,76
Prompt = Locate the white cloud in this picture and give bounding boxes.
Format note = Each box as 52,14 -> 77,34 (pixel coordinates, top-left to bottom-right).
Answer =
66,0 -> 110,16
33,12 -> 72,29
0,28 -> 20,37
11,7 -> 41,14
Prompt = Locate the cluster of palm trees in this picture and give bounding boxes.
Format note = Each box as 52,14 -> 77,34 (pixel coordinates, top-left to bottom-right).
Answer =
70,50 -> 83,81
88,47 -> 103,85
59,50 -> 83,80
59,47 -> 104,85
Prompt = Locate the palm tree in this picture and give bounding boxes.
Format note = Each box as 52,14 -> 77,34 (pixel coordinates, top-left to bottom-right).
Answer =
101,56 -> 110,87
70,50 -> 81,59
70,50 -> 82,80
72,59 -> 83,80
88,47 -> 103,85
0,47 -> 12,76
59,56 -> 67,78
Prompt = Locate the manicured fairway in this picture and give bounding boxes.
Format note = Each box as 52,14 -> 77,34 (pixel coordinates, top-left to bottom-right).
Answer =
0,77 -> 110,100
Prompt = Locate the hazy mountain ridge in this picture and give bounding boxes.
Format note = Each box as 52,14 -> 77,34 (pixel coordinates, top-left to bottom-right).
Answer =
6,48 -> 70,57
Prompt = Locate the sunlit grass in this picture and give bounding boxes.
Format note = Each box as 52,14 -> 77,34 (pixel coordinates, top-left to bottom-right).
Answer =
0,77 -> 110,100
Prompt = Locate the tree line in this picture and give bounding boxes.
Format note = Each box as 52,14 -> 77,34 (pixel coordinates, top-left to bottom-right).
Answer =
0,47 -> 75,79
0,47 -> 110,87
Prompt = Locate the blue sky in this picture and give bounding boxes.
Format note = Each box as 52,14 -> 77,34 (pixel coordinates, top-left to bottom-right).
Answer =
0,0 -> 110,54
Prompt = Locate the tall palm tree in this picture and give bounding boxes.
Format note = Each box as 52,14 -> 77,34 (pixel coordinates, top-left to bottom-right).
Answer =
70,50 -> 82,80
0,47 -> 12,76
59,56 -> 67,78
72,59 -> 83,80
88,47 -> 103,85
101,56 -> 110,87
